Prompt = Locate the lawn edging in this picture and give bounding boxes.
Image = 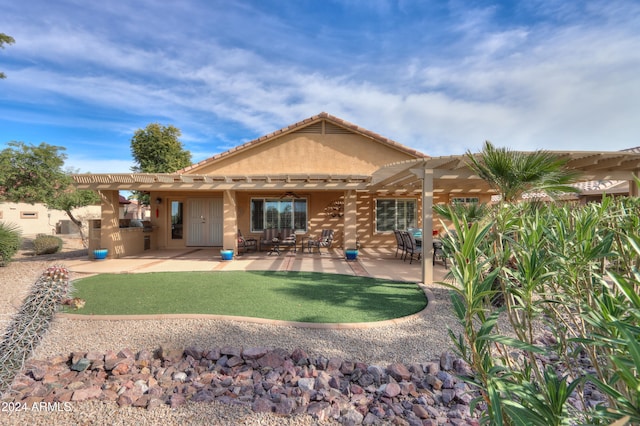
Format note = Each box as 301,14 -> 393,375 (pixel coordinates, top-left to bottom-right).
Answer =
58,284 -> 435,330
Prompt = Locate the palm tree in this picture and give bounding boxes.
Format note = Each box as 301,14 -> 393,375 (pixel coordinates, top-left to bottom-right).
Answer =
466,141 -> 581,203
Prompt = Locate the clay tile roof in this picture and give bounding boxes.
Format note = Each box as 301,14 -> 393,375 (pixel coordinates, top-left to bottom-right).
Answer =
178,112 -> 427,173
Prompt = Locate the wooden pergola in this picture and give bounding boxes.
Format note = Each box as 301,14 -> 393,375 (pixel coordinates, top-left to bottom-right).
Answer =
371,150 -> 640,284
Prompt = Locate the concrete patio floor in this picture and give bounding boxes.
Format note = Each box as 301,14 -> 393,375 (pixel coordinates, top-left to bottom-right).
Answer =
64,247 -> 450,283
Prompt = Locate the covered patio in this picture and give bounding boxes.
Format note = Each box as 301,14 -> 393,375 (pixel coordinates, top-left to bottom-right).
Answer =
73,149 -> 640,285
64,246 -> 449,285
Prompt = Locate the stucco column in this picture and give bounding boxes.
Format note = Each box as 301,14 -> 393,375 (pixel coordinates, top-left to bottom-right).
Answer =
223,190 -> 238,253
343,190 -> 358,250
99,190 -> 120,258
420,168 -> 434,285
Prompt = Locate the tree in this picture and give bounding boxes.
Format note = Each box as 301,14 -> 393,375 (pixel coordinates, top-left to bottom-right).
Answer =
130,123 -> 192,174
0,142 -> 68,203
130,123 -> 192,206
46,183 -> 101,243
0,141 -> 100,244
466,141 -> 581,203
0,33 -> 15,79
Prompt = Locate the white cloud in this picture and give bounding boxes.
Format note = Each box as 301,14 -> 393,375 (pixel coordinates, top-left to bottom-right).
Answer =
2,0 -> 639,165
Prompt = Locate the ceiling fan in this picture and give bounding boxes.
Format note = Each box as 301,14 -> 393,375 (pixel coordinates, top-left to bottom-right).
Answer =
280,191 -> 302,199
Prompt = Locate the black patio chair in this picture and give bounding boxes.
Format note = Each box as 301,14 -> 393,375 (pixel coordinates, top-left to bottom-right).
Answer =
401,231 -> 422,264
393,229 -> 406,258
432,240 -> 447,268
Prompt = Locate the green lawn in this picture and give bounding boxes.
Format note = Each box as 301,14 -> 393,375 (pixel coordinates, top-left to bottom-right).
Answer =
69,271 -> 427,323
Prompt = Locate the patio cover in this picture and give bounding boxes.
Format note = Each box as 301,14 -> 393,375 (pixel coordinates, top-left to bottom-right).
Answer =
73,173 -> 370,191
371,150 -> 640,285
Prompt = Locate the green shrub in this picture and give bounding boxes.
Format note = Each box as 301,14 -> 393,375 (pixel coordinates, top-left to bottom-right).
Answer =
442,197 -> 640,425
0,222 -> 22,266
33,234 -> 63,255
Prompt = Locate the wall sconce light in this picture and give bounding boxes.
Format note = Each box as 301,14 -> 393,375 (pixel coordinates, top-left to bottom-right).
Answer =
155,197 -> 162,205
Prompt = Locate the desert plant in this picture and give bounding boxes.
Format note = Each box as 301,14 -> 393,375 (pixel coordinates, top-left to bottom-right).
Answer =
33,234 -> 63,255
0,222 -> 22,266
0,265 -> 71,396
579,239 -> 640,424
439,214 -> 506,422
465,141 -> 581,204
434,201 -> 490,225
501,366 -> 584,426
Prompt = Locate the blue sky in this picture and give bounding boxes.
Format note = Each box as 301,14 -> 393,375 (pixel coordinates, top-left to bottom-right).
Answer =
1,0 -> 639,173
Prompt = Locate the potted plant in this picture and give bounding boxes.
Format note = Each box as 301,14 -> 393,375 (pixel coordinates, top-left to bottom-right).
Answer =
345,248 -> 358,261
93,248 -> 108,260
220,249 -> 234,261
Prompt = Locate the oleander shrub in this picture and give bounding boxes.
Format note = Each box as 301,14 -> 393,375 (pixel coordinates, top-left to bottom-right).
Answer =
442,197 -> 640,425
0,222 -> 22,266
33,234 -> 63,255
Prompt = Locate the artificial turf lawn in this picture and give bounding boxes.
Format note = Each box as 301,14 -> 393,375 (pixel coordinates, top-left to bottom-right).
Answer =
69,271 -> 427,323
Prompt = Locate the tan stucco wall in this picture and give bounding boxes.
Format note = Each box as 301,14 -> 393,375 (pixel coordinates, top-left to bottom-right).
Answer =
150,190 -> 424,251
0,202 -> 100,236
102,189 -> 482,255
190,132 -> 417,176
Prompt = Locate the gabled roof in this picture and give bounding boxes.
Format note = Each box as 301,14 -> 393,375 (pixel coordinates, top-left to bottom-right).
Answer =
179,112 -> 427,174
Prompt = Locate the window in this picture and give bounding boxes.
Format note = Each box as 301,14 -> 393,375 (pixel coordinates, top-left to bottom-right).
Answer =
251,198 -> 307,232
375,199 -> 417,232
171,201 -> 183,240
20,211 -> 38,219
451,197 -> 479,204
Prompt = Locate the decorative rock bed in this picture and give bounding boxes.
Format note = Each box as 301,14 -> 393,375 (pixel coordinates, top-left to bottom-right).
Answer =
5,346 -> 481,425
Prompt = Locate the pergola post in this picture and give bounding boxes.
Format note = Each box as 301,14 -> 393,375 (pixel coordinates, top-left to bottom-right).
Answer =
343,190 -> 358,250
420,168 -> 434,285
223,190 -> 238,253
630,170 -> 639,197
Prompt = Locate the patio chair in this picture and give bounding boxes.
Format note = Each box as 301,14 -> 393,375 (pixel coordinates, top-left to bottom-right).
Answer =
307,229 -> 334,253
278,228 -> 297,253
260,228 -> 279,252
401,231 -> 422,264
237,230 -> 257,254
432,240 -> 447,268
393,229 -> 406,258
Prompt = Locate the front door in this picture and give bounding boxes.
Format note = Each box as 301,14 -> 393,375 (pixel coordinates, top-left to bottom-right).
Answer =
186,198 -> 223,246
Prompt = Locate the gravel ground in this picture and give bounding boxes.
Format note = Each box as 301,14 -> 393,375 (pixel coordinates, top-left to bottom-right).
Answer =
0,242 -> 461,425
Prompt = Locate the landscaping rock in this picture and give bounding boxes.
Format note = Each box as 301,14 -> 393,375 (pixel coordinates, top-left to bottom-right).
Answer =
387,363 -> 411,381
71,358 -> 91,372
8,348 -> 485,425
